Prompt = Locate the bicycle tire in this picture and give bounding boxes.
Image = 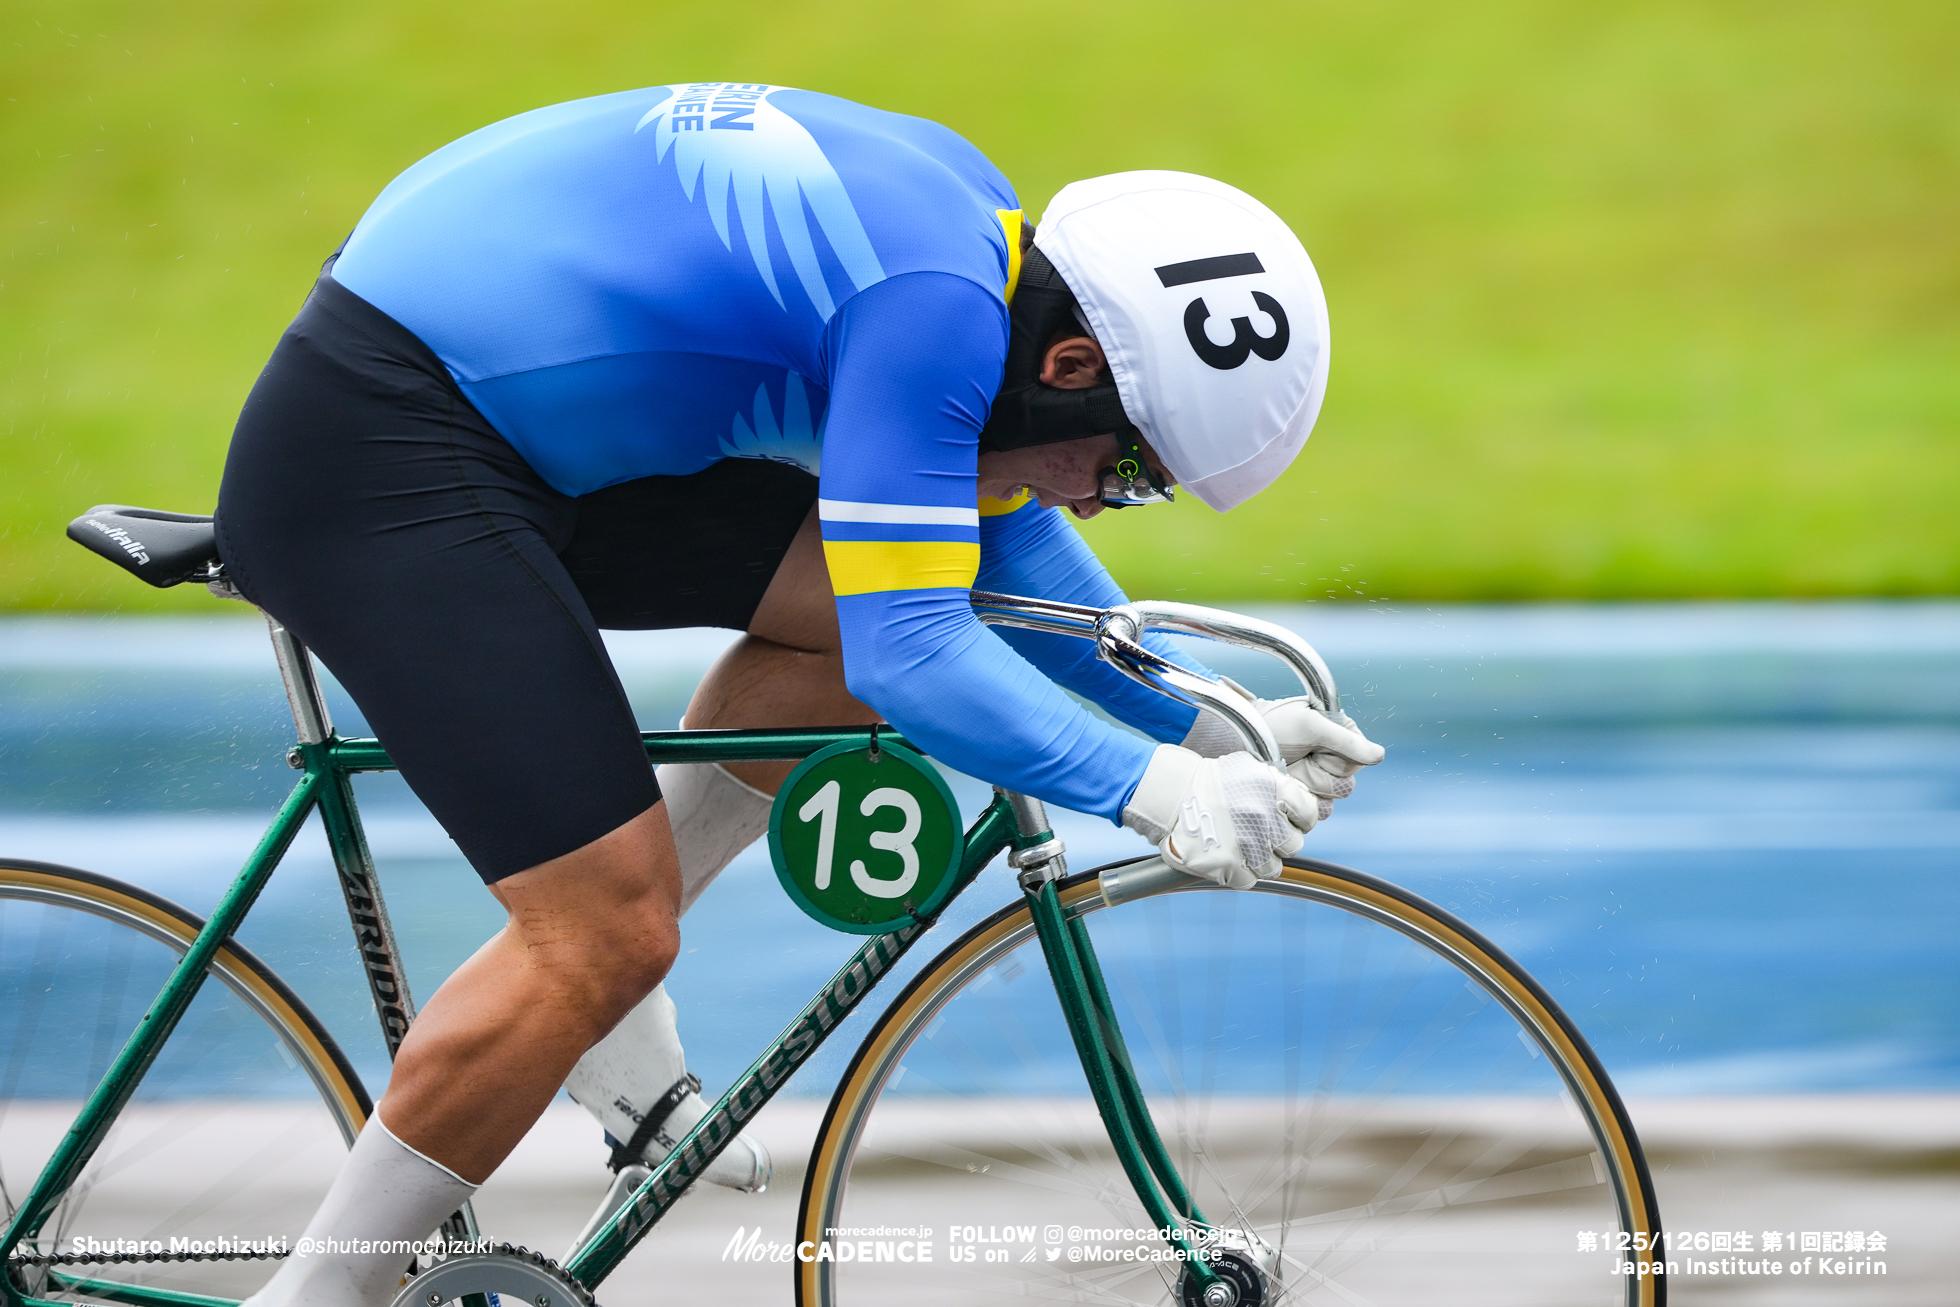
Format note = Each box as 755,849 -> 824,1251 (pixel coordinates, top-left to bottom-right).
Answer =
2,859 -> 370,1304
798,855 -> 1664,1307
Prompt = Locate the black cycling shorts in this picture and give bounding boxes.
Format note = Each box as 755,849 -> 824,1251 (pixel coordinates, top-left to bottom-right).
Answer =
215,273 -> 818,882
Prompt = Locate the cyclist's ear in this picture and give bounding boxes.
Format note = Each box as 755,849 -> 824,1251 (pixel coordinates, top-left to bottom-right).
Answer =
1039,335 -> 1107,390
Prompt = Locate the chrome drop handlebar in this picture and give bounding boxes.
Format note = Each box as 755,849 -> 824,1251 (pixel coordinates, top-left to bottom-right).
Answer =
968,591 -> 1341,769
1111,601 -> 1339,714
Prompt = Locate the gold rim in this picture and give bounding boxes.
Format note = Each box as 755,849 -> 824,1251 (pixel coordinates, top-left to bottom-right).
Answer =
0,863 -> 370,1138
798,863 -> 1660,1307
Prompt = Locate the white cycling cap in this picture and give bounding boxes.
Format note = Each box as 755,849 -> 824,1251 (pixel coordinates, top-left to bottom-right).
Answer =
1036,172 -> 1330,511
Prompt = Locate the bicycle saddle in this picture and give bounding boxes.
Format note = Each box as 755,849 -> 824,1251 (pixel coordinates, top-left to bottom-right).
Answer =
68,505 -> 221,588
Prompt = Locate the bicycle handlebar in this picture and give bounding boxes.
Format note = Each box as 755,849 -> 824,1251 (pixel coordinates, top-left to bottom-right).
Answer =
968,591 -> 1341,769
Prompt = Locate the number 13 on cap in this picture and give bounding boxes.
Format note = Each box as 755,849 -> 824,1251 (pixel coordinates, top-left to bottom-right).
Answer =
768,739 -> 965,934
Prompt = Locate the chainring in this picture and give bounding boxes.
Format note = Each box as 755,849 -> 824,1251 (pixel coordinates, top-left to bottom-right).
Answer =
390,1242 -> 595,1307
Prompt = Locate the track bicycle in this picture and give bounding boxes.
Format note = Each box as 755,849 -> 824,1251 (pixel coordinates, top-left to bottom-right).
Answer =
4,504 -> 1666,1307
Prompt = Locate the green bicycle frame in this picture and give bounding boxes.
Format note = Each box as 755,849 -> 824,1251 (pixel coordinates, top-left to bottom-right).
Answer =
4,721 -> 1222,1306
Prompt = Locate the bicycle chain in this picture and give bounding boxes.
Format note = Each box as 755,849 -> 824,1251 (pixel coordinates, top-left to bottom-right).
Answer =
7,1246 -> 289,1267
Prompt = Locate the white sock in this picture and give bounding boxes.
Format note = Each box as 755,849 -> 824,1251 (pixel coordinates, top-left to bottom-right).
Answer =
658,754 -> 774,914
245,1115 -> 475,1307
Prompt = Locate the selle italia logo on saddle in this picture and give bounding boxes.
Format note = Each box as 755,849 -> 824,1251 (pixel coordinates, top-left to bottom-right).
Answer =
80,516 -> 151,566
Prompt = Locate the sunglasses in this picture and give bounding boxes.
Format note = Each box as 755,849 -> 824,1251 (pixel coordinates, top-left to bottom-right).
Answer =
1098,432 -> 1177,509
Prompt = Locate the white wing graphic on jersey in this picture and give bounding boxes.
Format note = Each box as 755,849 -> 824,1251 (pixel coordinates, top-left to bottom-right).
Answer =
637,84 -> 885,317
719,373 -> 823,475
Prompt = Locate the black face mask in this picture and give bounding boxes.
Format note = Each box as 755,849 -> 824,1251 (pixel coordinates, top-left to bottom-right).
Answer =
978,240 -> 1137,453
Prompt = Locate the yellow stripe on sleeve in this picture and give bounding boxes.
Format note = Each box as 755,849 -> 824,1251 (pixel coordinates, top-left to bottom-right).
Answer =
978,488 -> 1032,517
997,208 -> 1025,304
824,540 -> 981,596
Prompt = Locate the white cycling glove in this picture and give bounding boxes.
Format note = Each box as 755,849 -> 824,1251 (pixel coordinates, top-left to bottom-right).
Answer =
1122,745 -> 1321,890
1183,687 -> 1385,819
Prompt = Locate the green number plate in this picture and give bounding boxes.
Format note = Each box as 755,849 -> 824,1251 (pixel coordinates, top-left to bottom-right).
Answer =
769,738 -> 965,934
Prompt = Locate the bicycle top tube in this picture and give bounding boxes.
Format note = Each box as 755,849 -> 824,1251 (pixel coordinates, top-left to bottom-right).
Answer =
323,725 -> 921,774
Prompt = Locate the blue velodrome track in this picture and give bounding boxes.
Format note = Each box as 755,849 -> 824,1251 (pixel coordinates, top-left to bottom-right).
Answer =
3,601 -> 1955,1099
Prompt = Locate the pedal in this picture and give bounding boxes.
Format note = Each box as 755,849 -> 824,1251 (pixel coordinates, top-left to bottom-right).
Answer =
601,1077 -> 773,1196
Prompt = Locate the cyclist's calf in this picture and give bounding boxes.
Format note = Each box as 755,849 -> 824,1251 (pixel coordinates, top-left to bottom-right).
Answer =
379,801 -> 684,1182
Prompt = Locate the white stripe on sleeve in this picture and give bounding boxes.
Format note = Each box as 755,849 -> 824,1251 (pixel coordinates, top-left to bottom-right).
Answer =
818,499 -> 980,528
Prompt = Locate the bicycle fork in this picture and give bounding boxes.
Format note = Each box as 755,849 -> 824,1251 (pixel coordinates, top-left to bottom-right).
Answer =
1004,794 -> 1232,1305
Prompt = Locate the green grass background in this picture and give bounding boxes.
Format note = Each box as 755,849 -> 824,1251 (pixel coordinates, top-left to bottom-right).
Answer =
4,0 -> 1954,610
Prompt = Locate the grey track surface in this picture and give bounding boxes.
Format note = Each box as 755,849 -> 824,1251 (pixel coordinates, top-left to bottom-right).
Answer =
12,1098 -> 1948,1306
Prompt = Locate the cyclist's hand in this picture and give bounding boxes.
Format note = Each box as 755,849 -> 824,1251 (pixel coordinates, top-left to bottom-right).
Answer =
1262,698 -> 1384,812
1184,691 -> 1385,819
1122,746 -> 1320,889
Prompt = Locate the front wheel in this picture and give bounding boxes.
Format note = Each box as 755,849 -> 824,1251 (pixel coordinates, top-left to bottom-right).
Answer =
798,856 -> 1664,1307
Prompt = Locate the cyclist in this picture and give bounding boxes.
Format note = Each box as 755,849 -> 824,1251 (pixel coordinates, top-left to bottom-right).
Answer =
216,81 -> 1383,1306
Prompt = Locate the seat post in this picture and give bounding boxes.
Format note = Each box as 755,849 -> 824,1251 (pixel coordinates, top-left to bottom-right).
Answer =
264,614 -> 334,745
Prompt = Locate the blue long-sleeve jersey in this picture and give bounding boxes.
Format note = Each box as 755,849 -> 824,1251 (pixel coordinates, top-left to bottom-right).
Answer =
330,81 -> 1203,820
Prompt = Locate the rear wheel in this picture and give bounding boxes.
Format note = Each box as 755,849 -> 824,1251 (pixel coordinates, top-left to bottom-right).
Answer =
799,856 -> 1664,1307
2,859 -> 369,1304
